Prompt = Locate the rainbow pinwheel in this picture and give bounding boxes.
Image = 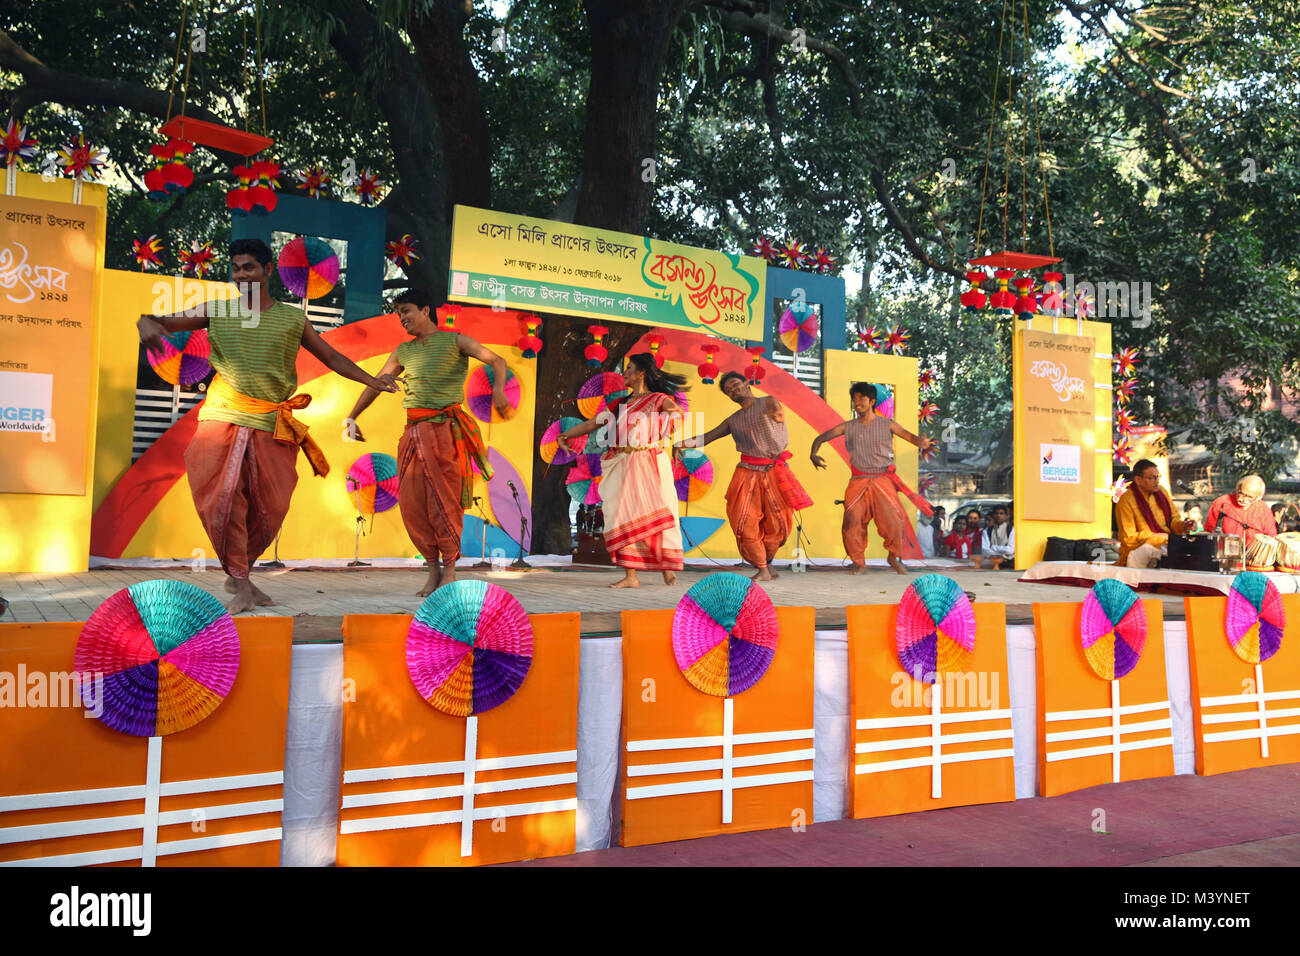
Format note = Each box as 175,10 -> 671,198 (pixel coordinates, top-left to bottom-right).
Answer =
133,234 -> 165,271
297,165 -> 330,198
149,329 -> 211,386
1073,290 -> 1095,320
919,474 -> 937,494
74,580 -> 240,737
1113,437 -> 1132,465
918,369 -> 937,390
1114,378 -> 1138,406
874,384 -> 895,419
810,247 -> 838,274
277,236 -> 340,300
883,326 -> 910,354
353,169 -> 385,205
346,453 -> 399,514
576,371 -> 628,419
565,454 -> 602,505
1113,347 -> 1140,378
464,363 -> 521,424
672,573 -> 777,697
919,441 -> 937,462
540,417 -> 586,465
1080,579 -> 1146,680
1226,571 -> 1285,665
1,119 -> 38,168
56,134 -> 108,181
919,402 -> 939,424
672,447 -> 714,503
778,307 -> 818,353
896,574 -> 975,683
385,234 -> 420,267
779,239 -> 809,270
857,326 -> 881,351
178,240 -> 217,279
406,580 -> 533,717
1115,408 -> 1136,435
751,236 -> 779,264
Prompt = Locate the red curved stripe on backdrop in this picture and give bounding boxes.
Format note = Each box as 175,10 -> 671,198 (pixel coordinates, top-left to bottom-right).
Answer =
90,308 -> 529,558
628,328 -> 851,464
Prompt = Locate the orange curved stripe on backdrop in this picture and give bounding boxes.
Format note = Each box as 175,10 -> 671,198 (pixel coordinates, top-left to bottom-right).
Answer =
90,308 -> 528,558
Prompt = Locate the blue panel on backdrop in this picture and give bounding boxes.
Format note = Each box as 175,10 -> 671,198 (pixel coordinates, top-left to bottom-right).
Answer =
231,193 -> 386,322
760,267 -> 847,352
679,516 -> 727,554
460,515 -> 523,561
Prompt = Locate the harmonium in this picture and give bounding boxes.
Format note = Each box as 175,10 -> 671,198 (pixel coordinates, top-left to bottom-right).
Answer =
1164,533 -> 1242,573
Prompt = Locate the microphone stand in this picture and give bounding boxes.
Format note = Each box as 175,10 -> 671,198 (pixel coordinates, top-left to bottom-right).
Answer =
470,496 -> 492,570
508,481 -> 531,570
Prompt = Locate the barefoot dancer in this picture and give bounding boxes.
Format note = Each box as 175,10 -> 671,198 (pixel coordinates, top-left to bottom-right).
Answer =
557,353 -> 685,588
344,290 -> 510,596
810,383 -> 934,575
675,371 -> 811,582
136,238 -> 399,613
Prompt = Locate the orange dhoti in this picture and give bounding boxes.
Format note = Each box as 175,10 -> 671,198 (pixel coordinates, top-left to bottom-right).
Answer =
724,467 -> 793,570
842,473 -> 924,564
398,418 -> 470,566
184,420 -> 300,579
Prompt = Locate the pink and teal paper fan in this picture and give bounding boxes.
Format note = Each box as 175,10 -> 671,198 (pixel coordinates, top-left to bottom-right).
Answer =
1080,578 -> 1146,680
149,328 -> 211,385
778,307 -> 818,353
672,573 -> 778,697
345,452 -> 399,514
576,372 -> 627,419
464,363 -> 521,424
672,447 -> 713,503
540,417 -> 586,465
407,580 -> 533,716
1226,571 -> 1285,664
277,235 -> 339,300
875,384 -> 895,419
74,579 -> 240,736
565,455 -> 602,505
895,574 -> 975,682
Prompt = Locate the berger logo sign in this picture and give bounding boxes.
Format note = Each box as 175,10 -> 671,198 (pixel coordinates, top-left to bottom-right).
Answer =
1040,443 -> 1081,484
0,370 -> 53,433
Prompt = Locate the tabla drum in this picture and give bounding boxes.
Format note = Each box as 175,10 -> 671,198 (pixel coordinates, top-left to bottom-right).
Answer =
1277,532 -> 1300,573
1245,534 -> 1280,572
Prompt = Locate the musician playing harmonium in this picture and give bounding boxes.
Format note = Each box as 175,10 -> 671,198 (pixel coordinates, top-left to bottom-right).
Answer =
1116,459 -> 1196,568
1205,475 -> 1277,546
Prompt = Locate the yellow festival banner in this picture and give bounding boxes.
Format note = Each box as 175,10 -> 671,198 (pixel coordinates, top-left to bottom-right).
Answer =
1020,329 -> 1096,521
447,204 -> 766,337
0,195 -> 98,495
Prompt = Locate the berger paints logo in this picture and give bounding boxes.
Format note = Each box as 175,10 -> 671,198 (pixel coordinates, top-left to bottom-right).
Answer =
0,370 -> 53,432
1041,443 -> 1081,483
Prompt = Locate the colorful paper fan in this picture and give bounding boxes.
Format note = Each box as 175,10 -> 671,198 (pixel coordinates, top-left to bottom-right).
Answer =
277,235 -> 339,300
895,574 -> 976,683
875,384 -> 895,419
74,580 -> 240,737
1080,579 -> 1147,680
149,329 -> 211,385
345,452 -> 399,514
565,455 -> 602,505
576,372 -> 627,419
672,573 -> 778,697
672,447 -> 713,502
540,417 -> 586,465
406,580 -> 533,717
464,363 -> 521,424
778,307 -> 818,353
1225,571 -> 1286,664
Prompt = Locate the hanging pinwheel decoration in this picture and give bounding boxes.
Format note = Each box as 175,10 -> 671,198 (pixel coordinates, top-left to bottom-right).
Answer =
919,473 -> 937,495
1113,437 -> 1132,465
1114,408 -> 1136,435
697,343 -> 720,384
1,118 -> 38,168
1109,476 -> 1131,504
857,326 -> 881,352
882,326 -> 911,354
919,441 -> 937,462
1113,347 -> 1140,379
778,238 -> 809,271
584,325 -> 609,368
297,165 -> 330,199
745,346 -> 767,386
918,369 -> 938,391
810,247 -> 838,274
178,240 -> 218,279
919,401 -> 939,425
385,234 -> 420,268
517,315 -> 543,359
353,169 -> 385,206
672,447 -> 714,504
1114,377 -> 1138,406
56,134 -> 108,181
778,307 -> 818,354
132,234 -> 165,272
1073,289 -> 1096,320
751,236 -> 780,265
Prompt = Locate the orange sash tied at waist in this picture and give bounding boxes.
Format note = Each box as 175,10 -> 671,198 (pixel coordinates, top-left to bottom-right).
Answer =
738,451 -> 813,510
205,374 -> 330,477
850,463 -> 933,517
406,404 -> 492,509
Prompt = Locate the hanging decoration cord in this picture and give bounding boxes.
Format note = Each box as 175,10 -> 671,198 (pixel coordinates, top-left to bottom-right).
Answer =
1020,0 -> 1031,252
164,0 -> 192,123
974,0 -> 1012,255
254,0 -> 268,136
1000,8 -> 1016,255
179,1 -> 198,119
1028,0 -> 1055,255
241,8 -> 249,132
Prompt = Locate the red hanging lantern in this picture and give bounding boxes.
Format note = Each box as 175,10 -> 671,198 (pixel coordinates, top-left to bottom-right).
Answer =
246,159 -> 279,215
439,304 -> 461,330
989,269 -> 1017,315
960,271 -> 988,311
1012,276 -> 1038,320
746,346 -> 767,385
697,343 -> 720,384
226,163 -> 254,215
516,315 -> 543,358
160,138 -> 194,194
584,324 -> 609,367
645,333 -> 667,368
1039,271 -> 1065,316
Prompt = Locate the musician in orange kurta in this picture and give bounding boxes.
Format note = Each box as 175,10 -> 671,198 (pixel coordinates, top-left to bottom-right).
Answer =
1114,458 -> 1196,567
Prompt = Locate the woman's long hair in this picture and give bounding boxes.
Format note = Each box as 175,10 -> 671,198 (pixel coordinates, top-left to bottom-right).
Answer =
626,351 -> 688,396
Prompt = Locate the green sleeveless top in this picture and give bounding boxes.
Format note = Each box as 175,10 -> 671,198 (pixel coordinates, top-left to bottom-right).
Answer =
396,331 -> 468,410
198,299 -> 306,431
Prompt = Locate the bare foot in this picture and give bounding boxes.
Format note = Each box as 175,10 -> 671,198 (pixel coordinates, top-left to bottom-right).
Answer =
610,572 -> 640,588
417,566 -> 441,597
751,568 -> 778,581
250,583 -> 275,606
438,566 -> 458,589
225,580 -> 258,615
662,571 -> 677,585
224,576 -> 238,594
850,563 -> 867,575
888,555 -> 908,575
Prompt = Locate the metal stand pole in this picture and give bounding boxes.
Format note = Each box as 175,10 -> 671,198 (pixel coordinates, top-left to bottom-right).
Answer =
260,531 -> 286,569
508,482 -> 531,570
470,496 -> 492,569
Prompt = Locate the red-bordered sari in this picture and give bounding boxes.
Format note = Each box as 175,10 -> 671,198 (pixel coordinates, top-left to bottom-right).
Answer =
599,392 -> 684,571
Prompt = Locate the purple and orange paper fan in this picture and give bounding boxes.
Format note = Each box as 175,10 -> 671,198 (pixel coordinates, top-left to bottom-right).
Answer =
778,307 -> 818,353
576,372 -> 627,419
149,328 -> 211,385
672,573 -> 777,697
407,580 -> 533,717
345,452 -> 399,514
1226,571 -> 1285,665
464,363 -> 521,424
1080,579 -> 1146,680
277,235 -> 339,300
540,417 -> 586,465
895,574 -> 975,682
672,447 -> 713,503
74,579 -> 240,736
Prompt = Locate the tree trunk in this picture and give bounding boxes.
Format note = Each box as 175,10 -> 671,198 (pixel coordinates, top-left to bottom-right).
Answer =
530,314 -> 652,554
574,0 -> 688,232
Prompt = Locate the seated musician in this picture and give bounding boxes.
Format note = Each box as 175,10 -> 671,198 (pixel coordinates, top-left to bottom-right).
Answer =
1205,475 -> 1277,546
1115,459 -> 1196,567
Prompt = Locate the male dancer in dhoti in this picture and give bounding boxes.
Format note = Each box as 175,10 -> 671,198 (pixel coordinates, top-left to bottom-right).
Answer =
345,290 -> 511,596
137,238 -> 399,613
810,383 -> 934,574
675,371 -> 811,581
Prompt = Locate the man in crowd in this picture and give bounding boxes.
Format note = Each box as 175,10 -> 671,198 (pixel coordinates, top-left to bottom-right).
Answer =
975,504 -> 1015,570
1205,474 -> 1277,546
1115,458 -> 1196,567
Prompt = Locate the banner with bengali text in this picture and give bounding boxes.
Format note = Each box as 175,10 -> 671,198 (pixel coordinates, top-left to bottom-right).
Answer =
447,205 -> 766,338
1020,329 -> 1096,521
0,195 -> 98,495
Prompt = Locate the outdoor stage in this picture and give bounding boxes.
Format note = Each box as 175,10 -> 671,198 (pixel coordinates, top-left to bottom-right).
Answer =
1021,560 -> 1300,596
